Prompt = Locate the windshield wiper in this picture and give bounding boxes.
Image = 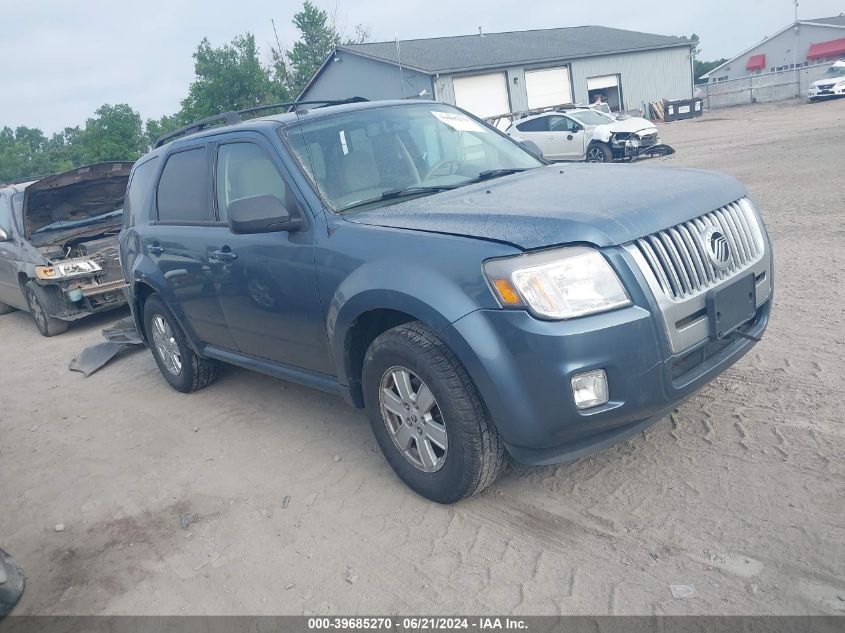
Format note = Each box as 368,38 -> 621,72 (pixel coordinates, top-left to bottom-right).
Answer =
339,186 -> 458,212
471,168 -> 531,182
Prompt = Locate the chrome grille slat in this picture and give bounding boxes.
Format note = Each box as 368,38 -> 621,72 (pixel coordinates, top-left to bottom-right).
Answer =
631,198 -> 765,301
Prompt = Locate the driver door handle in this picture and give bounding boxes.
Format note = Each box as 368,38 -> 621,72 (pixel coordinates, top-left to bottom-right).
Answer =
211,248 -> 237,263
148,242 -> 164,256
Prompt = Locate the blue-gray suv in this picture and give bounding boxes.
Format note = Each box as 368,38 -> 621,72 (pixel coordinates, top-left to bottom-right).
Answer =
119,100 -> 773,503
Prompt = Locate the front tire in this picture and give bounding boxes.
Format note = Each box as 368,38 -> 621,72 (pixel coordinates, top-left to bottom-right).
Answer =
362,322 -> 505,503
24,281 -> 69,336
586,142 -> 613,163
143,294 -> 218,393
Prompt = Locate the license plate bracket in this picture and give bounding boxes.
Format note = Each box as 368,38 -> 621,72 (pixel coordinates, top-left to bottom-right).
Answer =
706,274 -> 757,339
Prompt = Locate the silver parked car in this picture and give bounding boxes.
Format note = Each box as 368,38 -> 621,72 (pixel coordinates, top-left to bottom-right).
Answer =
506,108 -> 671,162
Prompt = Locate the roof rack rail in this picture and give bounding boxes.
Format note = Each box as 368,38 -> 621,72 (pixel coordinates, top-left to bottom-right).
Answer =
154,97 -> 369,148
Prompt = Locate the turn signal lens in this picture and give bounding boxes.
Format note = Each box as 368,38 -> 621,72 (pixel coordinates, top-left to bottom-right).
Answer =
492,279 -> 522,305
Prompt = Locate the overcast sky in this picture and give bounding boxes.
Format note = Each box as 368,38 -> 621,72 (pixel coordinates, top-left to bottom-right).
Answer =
2,0 -> 843,134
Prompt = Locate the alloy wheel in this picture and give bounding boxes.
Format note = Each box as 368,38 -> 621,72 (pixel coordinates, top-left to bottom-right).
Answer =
587,147 -> 606,162
379,366 -> 448,473
151,314 -> 182,375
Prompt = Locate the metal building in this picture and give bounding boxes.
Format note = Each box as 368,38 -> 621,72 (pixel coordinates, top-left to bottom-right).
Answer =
701,15 -> 845,83
298,26 -> 695,118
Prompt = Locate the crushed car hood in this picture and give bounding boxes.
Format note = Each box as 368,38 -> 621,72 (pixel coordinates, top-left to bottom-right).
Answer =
23,162 -> 132,243
343,164 -> 747,250
592,117 -> 657,143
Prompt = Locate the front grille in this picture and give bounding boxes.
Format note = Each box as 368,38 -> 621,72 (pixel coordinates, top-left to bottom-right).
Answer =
632,198 -> 764,300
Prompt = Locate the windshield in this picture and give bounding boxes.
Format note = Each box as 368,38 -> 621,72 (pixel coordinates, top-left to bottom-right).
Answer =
281,103 -> 543,212
823,64 -> 845,78
568,110 -> 614,126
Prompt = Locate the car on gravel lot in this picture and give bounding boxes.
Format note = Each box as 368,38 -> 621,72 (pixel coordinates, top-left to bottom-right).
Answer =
807,59 -> 845,101
0,163 -> 131,336
505,107 -> 671,163
119,99 -> 773,503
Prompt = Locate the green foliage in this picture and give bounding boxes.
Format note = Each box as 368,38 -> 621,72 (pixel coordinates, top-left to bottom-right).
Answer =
182,34 -> 278,120
695,58 -> 729,83
284,1 -> 341,96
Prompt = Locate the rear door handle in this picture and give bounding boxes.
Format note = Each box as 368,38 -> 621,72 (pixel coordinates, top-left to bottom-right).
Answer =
211,248 -> 237,263
148,242 -> 164,256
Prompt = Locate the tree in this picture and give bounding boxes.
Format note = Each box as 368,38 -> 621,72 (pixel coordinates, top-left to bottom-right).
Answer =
694,58 -> 729,83
181,33 -> 276,120
76,104 -> 145,163
285,1 -> 341,96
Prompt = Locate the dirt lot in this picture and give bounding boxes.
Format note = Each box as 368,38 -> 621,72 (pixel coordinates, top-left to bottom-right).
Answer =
1,99 -> 843,616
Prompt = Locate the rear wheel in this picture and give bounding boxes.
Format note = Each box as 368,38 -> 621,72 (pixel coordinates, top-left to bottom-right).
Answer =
362,322 -> 505,503
24,281 -> 69,336
143,294 -> 218,393
586,142 -> 613,163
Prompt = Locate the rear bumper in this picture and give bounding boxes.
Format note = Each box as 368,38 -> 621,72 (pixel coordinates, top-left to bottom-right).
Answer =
442,298 -> 770,466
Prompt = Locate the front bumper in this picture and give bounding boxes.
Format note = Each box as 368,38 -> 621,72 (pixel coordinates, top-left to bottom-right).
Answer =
45,278 -> 128,321
443,286 -> 771,466
808,84 -> 845,98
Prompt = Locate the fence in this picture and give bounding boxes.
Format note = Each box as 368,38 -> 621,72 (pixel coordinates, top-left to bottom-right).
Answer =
696,64 -> 831,109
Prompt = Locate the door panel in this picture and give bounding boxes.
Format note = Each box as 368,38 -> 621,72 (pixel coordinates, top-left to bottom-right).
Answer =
142,225 -> 236,349
147,145 -> 236,349
546,116 -> 587,160
213,140 -> 333,375
0,193 -> 27,309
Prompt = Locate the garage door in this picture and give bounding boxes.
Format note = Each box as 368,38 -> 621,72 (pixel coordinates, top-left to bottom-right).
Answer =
587,75 -> 620,91
452,73 -> 510,118
525,67 -> 573,109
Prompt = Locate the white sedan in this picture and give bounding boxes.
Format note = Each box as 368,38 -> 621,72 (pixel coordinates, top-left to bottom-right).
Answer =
505,108 -> 671,162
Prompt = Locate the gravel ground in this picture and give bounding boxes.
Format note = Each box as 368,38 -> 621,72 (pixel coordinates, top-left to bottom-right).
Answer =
1,99 -> 843,616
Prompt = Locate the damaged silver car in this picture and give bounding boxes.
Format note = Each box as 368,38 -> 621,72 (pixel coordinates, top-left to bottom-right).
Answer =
0,162 -> 131,336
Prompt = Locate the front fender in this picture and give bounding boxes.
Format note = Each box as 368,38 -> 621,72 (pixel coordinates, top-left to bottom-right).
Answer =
328,260 -> 482,386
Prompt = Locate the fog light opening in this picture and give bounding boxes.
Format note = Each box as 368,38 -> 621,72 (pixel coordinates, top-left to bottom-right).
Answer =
571,369 -> 609,410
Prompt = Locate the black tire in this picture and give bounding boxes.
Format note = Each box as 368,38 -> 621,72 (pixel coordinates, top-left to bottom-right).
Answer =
586,141 -> 613,163
0,302 -> 15,315
143,294 -> 218,393
24,281 -> 69,337
362,322 -> 505,503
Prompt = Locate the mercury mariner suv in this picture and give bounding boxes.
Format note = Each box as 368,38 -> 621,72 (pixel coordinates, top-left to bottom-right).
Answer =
119,99 -> 773,503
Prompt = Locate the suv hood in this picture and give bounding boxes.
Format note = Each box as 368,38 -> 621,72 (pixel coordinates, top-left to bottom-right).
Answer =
23,162 -> 132,244
592,117 -> 657,143
343,164 -> 747,250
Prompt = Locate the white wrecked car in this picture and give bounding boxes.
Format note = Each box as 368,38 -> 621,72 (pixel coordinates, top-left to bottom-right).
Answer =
506,108 -> 673,163
807,59 -> 845,101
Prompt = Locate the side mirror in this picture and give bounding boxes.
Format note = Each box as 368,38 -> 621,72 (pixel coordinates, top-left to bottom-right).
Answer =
0,227 -> 9,242
227,195 -> 303,234
570,123 -> 583,132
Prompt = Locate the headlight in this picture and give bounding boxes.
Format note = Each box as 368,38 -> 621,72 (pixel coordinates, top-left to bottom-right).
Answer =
484,246 -> 631,320
36,260 -> 102,280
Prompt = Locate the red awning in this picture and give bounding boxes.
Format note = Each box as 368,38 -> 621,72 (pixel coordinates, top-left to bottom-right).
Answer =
807,37 -> 845,60
746,54 -> 766,71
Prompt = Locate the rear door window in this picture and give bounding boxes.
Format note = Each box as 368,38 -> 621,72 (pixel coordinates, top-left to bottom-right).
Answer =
156,148 -> 211,222
516,117 -> 550,132
0,194 -> 12,234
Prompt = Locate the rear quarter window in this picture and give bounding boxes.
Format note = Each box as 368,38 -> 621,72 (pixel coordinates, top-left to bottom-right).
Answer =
123,157 -> 159,228
156,147 -> 211,223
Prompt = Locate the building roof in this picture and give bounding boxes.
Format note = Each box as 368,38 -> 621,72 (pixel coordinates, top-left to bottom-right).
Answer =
802,15 -> 845,27
701,15 -> 845,79
338,26 -> 693,75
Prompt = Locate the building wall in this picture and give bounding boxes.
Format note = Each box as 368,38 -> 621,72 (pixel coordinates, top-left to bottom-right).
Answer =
304,45 -> 693,116
299,51 -> 434,102
708,24 -> 844,82
568,47 -> 693,109
440,46 -> 692,115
